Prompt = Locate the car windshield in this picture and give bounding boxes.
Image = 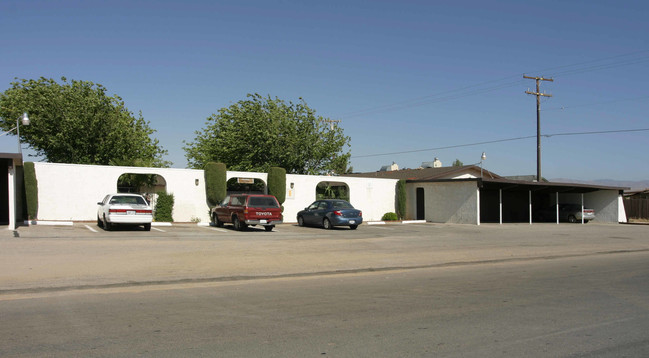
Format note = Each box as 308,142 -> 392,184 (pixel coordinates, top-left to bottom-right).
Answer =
248,197 -> 279,208
109,196 -> 147,205
331,201 -> 353,209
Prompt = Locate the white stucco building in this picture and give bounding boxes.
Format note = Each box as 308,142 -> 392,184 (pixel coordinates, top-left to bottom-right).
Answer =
29,162 -> 398,224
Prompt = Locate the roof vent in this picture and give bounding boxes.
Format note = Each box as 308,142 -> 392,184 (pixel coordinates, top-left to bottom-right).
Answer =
421,158 -> 442,168
380,162 -> 399,172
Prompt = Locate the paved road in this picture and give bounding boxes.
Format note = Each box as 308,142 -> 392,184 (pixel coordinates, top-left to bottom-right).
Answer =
1,222 -> 648,294
1,250 -> 649,357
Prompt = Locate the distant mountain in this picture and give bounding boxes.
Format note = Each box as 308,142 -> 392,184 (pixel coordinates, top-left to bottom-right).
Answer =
550,178 -> 649,191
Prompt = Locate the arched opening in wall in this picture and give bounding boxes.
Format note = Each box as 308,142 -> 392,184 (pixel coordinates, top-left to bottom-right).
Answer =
316,181 -> 350,201
116,173 -> 167,207
227,177 -> 266,195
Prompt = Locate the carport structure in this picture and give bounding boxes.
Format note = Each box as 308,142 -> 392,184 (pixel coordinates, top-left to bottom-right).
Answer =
478,178 -> 626,225
407,177 -> 626,225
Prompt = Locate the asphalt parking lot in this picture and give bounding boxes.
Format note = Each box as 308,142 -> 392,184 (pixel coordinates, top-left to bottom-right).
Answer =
1,222 -> 648,296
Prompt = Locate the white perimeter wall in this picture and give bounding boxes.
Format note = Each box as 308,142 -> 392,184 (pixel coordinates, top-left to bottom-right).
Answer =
32,163 -> 397,223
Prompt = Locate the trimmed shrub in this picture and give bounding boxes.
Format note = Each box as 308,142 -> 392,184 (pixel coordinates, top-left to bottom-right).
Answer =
396,179 -> 406,219
382,212 -> 399,221
267,167 -> 286,204
23,162 -> 38,220
204,162 -> 227,206
154,191 -> 174,222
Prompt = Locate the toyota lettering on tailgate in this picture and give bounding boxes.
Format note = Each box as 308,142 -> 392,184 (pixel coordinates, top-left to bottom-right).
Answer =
257,212 -> 272,216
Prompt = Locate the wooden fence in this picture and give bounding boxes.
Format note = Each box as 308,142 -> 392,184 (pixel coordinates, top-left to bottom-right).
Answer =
624,198 -> 649,219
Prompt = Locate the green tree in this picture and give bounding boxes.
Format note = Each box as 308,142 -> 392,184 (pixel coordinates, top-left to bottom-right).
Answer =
452,159 -> 464,167
183,93 -> 351,174
0,77 -> 169,166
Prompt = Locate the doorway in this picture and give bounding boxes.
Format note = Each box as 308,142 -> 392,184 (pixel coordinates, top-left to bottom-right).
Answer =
416,187 -> 425,220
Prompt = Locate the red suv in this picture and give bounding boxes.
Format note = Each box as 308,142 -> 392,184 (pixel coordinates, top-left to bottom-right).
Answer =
211,194 -> 283,231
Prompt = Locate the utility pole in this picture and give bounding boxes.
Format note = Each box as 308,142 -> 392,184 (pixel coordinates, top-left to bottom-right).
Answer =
524,75 -> 553,182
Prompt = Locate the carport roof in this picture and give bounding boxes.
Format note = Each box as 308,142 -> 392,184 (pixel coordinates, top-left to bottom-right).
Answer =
409,177 -> 629,194
348,165 -> 501,180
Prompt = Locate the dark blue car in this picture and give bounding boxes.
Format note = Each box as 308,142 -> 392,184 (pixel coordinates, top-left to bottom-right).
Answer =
297,199 -> 363,230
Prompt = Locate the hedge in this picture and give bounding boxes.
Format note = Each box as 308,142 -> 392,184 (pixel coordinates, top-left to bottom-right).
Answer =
154,191 -> 174,222
267,167 -> 286,204
23,162 -> 38,220
396,179 -> 406,219
204,162 -> 227,206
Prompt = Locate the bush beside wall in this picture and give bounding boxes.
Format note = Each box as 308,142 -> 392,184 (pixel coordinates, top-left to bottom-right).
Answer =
267,167 -> 286,204
154,191 -> 174,222
23,162 -> 38,220
396,179 -> 406,219
204,162 -> 227,206
382,212 -> 398,221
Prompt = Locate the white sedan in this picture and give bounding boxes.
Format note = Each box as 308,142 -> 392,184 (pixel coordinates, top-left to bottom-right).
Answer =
97,193 -> 153,231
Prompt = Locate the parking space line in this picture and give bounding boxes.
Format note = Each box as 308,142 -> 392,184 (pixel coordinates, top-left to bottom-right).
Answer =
151,227 -> 166,232
199,226 -> 230,233
84,225 -> 98,233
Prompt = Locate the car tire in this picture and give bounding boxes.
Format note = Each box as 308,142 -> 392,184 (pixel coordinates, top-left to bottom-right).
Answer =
97,216 -> 103,228
323,218 -> 333,230
144,223 -> 151,231
212,213 -> 223,227
568,215 -> 577,223
297,216 -> 304,227
103,215 -> 112,231
584,220 -> 589,224
233,216 -> 243,231
264,225 -> 274,232
349,224 -> 358,230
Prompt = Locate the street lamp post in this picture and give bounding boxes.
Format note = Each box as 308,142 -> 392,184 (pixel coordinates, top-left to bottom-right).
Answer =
0,112 -> 30,153
480,152 -> 486,178
17,112 -> 30,153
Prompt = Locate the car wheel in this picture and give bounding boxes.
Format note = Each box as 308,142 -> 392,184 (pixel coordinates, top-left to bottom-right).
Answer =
349,224 -> 358,230
97,216 -> 103,228
297,216 -> 304,227
144,223 -> 151,231
584,220 -> 589,224
323,218 -> 333,230
103,215 -> 112,231
233,216 -> 243,231
213,213 -> 223,227
264,225 -> 274,232
568,215 -> 577,223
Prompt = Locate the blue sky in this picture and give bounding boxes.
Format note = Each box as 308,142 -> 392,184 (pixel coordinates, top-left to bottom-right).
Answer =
1,0 -> 647,180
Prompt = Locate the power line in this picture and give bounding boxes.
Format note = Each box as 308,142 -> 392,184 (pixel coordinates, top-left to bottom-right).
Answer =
335,50 -> 649,120
351,128 -> 649,159
543,95 -> 649,112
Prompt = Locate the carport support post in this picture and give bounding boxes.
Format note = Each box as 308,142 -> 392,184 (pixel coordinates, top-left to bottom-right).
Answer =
529,190 -> 532,225
555,192 -> 559,224
581,193 -> 584,224
499,189 -> 502,225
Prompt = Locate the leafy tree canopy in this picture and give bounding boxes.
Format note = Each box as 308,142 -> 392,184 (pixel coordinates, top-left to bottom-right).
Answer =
452,159 -> 464,167
184,93 -> 351,174
0,77 -> 169,166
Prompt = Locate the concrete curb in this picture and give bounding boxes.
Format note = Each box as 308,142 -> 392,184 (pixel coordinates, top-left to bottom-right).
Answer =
23,221 -> 173,227
24,220 -> 74,226
367,220 -> 427,225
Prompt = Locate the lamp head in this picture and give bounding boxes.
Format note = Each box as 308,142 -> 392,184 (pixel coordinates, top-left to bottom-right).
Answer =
481,152 -> 486,161
21,112 -> 30,126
